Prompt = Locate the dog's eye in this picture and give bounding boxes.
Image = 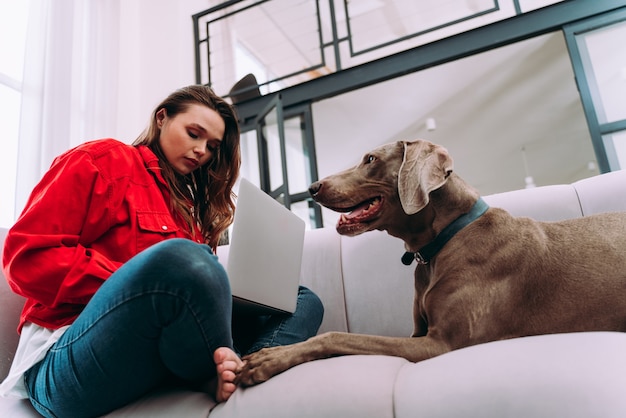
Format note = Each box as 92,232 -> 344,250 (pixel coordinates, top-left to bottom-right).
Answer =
365,155 -> 376,164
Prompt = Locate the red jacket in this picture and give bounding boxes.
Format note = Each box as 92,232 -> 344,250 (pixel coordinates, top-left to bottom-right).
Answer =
2,139 -> 203,331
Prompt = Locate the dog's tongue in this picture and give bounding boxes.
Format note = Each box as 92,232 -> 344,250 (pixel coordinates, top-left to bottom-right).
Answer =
345,201 -> 370,219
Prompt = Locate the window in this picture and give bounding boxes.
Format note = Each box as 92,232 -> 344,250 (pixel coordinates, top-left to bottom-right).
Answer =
0,1 -> 30,227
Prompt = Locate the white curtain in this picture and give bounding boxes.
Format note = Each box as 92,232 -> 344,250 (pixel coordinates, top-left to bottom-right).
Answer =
15,0 -> 120,215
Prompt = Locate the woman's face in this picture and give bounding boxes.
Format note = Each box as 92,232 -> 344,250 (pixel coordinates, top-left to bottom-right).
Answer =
156,103 -> 225,175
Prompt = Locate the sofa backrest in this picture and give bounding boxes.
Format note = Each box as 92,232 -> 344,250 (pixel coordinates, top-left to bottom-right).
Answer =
483,184 -> 582,221
340,230 -> 414,336
1,170 -> 625,377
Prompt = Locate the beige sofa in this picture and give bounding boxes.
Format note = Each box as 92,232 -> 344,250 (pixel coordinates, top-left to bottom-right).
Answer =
2,170 -> 626,417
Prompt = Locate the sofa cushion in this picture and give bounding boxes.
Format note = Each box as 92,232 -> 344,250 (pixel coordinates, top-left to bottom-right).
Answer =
0,398 -> 38,417
104,386 -> 217,418
211,355 -> 409,418
393,332 -> 626,418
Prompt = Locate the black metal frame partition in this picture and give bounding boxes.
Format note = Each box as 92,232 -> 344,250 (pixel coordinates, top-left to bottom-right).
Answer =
193,0 -> 507,98
217,0 -> 626,125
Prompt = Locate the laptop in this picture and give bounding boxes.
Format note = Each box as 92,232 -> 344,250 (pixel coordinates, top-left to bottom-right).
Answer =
225,178 -> 306,315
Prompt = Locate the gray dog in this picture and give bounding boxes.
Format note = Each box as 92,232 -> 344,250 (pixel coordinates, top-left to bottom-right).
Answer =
236,139 -> 626,386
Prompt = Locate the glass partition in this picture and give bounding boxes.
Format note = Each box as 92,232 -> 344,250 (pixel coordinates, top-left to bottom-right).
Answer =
284,115 -> 314,195
575,20 -> 626,124
565,10 -> 626,171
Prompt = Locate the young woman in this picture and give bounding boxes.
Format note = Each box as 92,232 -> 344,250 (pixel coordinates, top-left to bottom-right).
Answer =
0,85 -> 323,417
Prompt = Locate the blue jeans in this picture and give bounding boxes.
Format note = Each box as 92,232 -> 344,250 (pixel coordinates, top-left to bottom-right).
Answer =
24,239 -> 323,418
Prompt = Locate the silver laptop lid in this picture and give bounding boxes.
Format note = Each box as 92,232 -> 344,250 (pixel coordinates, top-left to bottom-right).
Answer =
226,178 -> 305,314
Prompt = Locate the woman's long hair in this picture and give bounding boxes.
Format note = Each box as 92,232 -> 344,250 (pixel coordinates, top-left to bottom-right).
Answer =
133,85 -> 241,250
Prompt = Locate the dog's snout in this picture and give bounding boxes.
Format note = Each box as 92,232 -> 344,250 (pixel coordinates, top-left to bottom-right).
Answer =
309,181 -> 322,197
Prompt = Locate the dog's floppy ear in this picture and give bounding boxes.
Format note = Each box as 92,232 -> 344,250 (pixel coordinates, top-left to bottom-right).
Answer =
398,140 -> 453,215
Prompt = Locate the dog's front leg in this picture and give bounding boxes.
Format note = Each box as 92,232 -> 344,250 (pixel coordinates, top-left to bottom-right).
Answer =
235,337 -> 324,386
236,331 -> 448,386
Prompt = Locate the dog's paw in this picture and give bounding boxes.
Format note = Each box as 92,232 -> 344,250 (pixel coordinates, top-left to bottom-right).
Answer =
235,346 -> 293,387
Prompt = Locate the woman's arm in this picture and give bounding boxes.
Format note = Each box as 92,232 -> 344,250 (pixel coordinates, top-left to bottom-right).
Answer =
2,147 -> 122,308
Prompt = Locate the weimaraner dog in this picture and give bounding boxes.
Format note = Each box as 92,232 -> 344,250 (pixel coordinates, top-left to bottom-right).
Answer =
236,139 -> 626,386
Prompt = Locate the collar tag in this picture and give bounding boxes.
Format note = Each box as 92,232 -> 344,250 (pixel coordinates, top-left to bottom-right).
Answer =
401,251 -> 428,266
414,252 -> 428,265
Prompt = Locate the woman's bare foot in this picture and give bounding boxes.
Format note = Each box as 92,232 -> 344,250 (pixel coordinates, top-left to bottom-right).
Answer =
213,347 -> 243,403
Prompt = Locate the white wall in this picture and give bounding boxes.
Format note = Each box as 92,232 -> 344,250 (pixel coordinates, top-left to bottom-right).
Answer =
115,0 -> 209,143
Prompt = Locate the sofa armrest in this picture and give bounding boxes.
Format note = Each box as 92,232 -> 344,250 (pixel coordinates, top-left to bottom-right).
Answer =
483,184 -> 583,221
0,227 -> 25,381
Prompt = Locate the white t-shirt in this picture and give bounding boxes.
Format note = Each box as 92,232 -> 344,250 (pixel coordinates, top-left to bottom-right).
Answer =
0,322 -> 69,398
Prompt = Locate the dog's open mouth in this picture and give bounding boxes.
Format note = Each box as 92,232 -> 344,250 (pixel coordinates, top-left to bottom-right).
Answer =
335,196 -> 383,235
